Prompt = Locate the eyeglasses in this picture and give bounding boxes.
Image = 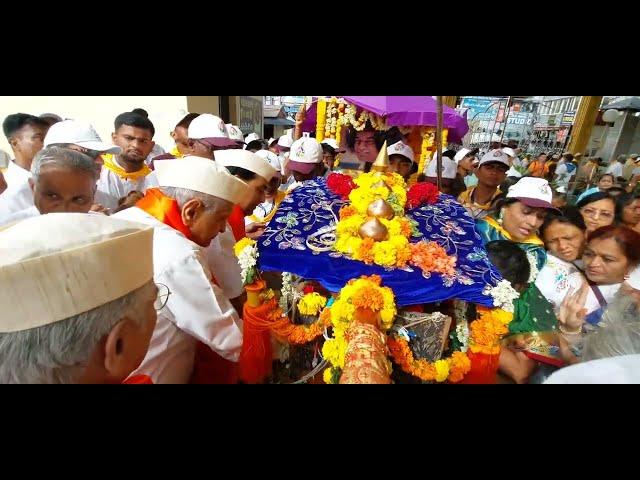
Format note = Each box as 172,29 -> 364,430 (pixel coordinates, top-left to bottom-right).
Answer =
581,207 -> 614,220
154,283 -> 171,312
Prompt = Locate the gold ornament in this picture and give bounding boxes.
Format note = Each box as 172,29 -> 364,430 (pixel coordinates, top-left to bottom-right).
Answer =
371,141 -> 389,173
367,198 -> 395,220
358,217 -> 389,242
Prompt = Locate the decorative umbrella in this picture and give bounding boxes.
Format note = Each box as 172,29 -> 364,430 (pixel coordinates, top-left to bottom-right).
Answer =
298,96 -> 468,143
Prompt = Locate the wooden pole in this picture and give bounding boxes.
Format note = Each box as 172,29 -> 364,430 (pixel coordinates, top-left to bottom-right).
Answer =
436,96 -> 443,190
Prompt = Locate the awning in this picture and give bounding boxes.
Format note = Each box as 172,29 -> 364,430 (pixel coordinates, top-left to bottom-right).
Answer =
264,117 -> 295,126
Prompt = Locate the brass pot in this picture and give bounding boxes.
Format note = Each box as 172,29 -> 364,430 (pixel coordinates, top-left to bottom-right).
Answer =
367,198 -> 395,220
359,217 -> 389,242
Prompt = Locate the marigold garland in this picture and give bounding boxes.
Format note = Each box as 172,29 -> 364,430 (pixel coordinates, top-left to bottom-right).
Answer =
387,337 -> 471,383
470,306 -> 513,355
387,305 -> 513,383
255,298 -> 332,345
316,100 -> 327,142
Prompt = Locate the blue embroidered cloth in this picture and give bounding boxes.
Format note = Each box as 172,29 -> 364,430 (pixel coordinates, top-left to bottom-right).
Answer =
258,178 -> 502,307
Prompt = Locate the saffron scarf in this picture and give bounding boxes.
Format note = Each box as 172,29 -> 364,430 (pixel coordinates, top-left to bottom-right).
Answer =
136,188 -> 193,241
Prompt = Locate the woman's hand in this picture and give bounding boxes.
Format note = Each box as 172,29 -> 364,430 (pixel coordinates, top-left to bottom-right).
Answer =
559,282 -> 589,332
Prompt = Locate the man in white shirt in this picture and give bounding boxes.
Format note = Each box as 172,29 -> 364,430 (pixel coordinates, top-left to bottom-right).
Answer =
0,113 -> 50,190
0,147 -> 100,226
554,153 -> 578,190
114,156 -> 251,383
606,154 -> 626,179
97,111 -> 160,211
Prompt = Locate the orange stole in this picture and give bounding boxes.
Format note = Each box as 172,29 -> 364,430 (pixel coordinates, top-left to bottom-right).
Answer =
136,188 -> 193,241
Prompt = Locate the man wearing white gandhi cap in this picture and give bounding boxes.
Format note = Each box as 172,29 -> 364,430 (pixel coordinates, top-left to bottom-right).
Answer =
0,213 -> 159,384
114,156 -> 251,383
204,150 -> 277,301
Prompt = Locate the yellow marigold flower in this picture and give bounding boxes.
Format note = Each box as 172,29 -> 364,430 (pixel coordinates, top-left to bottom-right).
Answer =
373,244 -> 396,267
297,292 -> 327,316
434,359 -> 450,382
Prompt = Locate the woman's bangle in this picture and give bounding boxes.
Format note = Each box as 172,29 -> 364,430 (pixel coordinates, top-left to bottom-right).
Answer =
559,325 -> 582,335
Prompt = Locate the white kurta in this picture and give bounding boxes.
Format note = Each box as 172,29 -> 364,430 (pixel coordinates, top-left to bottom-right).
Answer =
96,160 -> 158,211
0,182 -> 34,225
114,206 -> 243,384
0,205 -> 38,226
205,226 -> 244,299
2,161 -> 31,190
606,162 -> 623,178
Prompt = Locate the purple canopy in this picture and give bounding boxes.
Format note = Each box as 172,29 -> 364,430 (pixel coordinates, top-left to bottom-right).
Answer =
299,96 -> 469,143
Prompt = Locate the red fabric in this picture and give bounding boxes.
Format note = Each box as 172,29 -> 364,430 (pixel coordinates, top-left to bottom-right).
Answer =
190,343 -> 239,384
405,305 -> 424,313
136,188 -> 193,240
228,205 -> 246,241
123,375 -> 154,384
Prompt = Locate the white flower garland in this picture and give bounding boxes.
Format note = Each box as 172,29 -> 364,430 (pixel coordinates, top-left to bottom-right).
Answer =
237,243 -> 258,285
455,320 -> 470,352
526,251 -> 540,283
483,279 -> 520,313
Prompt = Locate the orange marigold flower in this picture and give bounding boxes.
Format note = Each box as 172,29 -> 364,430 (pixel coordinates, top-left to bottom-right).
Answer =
339,205 -> 358,220
357,238 -> 376,264
399,219 -> 412,237
362,274 -> 382,286
448,351 -> 472,383
352,285 -> 385,311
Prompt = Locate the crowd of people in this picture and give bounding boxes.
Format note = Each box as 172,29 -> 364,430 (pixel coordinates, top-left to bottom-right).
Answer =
0,108 -> 638,384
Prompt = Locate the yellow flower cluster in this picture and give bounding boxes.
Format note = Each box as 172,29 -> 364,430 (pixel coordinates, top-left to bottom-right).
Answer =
329,276 -> 396,334
297,292 -> 327,316
335,171 -> 413,268
316,99 -> 327,142
335,215 -> 411,267
349,172 -> 407,214
233,237 -> 256,257
321,331 -> 348,369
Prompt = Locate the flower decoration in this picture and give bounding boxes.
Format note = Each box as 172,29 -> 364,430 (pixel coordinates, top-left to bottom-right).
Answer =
326,173 -> 356,200
297,292 -> 327,316
234,237 -> 258,285
406,182 -> 440,209
483,279 -> 520,313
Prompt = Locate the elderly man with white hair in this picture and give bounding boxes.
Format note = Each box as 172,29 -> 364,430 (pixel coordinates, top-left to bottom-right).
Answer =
0,120 -> 120,220
0,213 -> 160,384
114,156 -> 251,383
0,146 -> 103,226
